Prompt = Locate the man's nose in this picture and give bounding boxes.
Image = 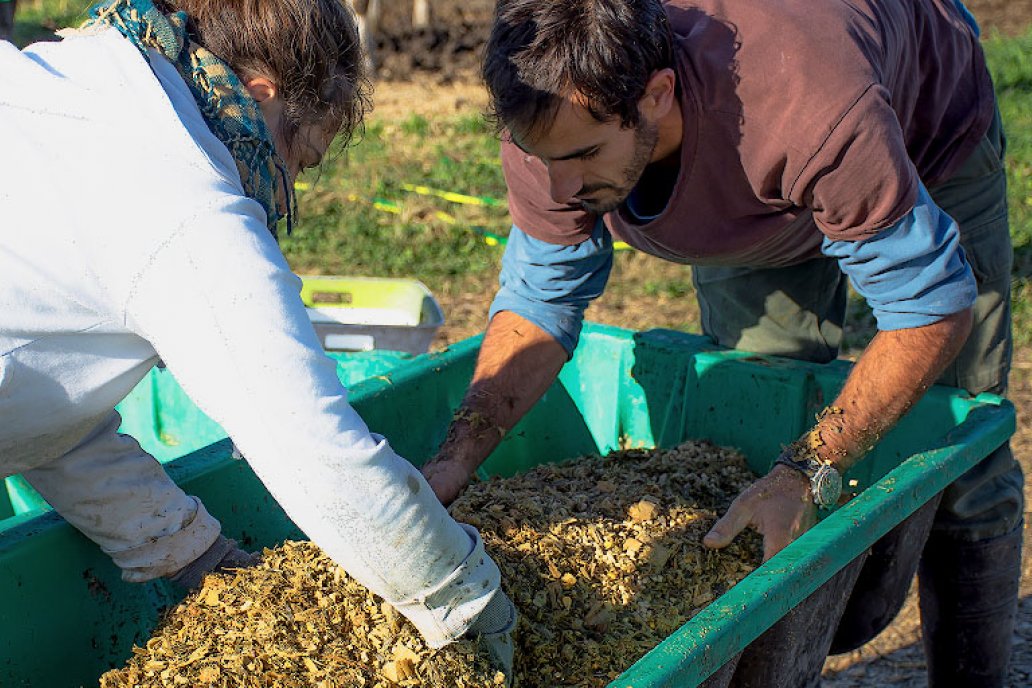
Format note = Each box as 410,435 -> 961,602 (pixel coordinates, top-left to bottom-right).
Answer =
547,162 -> 582,205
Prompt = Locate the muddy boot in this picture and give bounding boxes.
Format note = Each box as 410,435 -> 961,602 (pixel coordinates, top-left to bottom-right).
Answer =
918,523 -> 1023,688
830,494 -> 941,653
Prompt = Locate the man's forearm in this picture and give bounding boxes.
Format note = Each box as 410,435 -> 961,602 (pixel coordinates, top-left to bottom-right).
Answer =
435,310 -> 567,471
800,308 -> 974,472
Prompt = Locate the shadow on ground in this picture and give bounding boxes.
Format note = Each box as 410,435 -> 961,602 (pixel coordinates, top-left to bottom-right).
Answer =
822,576 -> 1032,686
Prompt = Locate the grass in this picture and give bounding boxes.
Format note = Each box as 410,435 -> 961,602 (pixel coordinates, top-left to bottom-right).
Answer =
984,28 -> 1032,262
10,0 -> 88,45
8,3 -> 1032,344
984,28 -> 1032,346
285,115 -> 510,295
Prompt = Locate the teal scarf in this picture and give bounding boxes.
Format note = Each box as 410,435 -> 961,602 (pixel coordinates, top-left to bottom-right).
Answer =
85,0 -> 294,237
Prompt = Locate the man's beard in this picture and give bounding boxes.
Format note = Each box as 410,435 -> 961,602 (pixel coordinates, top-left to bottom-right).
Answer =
578,121 -> 660,213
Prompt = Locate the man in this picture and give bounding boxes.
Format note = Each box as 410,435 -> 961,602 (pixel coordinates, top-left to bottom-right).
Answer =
422,0 -> 1023,685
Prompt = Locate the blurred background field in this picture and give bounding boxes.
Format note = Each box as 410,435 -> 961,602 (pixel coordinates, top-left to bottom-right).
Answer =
5,1 -> 1032,685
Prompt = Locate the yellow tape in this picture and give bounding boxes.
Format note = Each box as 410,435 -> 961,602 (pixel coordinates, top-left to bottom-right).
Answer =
374,200 -> 401,214
400,183 -> 499,208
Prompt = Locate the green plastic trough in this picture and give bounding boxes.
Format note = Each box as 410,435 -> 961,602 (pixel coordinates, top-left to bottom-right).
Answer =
0,323 -> 1015,687
0,349 -> 415,521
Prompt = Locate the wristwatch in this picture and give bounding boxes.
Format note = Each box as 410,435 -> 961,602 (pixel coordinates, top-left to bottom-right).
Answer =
774,452 -> 843,509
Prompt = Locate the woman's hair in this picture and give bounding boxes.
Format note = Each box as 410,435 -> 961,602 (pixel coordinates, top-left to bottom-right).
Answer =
160,0 -> 371,153
483,0 -> 674,140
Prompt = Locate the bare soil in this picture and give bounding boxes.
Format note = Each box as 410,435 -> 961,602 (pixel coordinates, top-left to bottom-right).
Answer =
369,0 -> 493,83
967,0 -> 1032,36
369,0 -> 1032,84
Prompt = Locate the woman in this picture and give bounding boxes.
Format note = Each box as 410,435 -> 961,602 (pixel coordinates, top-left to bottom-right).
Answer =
0,0 -> 514,674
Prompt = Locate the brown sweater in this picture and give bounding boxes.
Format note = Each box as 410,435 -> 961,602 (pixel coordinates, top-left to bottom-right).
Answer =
501,0 -> 994,267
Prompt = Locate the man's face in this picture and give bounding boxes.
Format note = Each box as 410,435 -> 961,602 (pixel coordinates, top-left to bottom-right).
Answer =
511,96 -> 660,213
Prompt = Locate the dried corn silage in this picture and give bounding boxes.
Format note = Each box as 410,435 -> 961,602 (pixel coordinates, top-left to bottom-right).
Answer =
100,440 -> 761,688
450,441 -> 762,687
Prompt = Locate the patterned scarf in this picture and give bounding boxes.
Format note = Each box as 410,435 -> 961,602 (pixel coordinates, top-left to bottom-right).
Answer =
84,0 -> 294,237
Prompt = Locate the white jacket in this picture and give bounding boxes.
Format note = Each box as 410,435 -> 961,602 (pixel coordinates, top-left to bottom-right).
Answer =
0,28 -> 499,647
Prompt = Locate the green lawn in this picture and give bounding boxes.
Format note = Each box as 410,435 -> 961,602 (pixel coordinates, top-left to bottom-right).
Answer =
9,0 -> 87,45
983,29 -> 1032,345
285,114 -> 510,292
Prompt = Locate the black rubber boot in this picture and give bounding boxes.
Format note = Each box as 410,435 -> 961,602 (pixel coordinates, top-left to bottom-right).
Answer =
830,494 -> 942,653
918,523 -> 1023,688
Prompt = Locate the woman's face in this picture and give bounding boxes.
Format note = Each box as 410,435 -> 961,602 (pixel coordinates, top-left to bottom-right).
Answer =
276,121 -> 336,182
248,77 -> 337,182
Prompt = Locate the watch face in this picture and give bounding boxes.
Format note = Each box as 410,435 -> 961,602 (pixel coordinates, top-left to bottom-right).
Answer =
813,465 -> 843,508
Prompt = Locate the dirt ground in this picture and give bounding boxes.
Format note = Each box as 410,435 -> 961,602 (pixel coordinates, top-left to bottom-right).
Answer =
368,0 -> 1032,82
372,1 -> 1032,685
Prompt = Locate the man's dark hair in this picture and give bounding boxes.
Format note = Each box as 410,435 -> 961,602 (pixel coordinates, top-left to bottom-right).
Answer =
483,0 -> 675,139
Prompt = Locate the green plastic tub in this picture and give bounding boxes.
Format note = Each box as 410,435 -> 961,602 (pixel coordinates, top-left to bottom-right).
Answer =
0,349 -> 414,522
0,324 -> 1015,687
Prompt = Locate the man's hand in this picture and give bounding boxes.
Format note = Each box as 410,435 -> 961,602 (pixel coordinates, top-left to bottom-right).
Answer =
421,455 -> 478,505
704,310 -> 974,562
703,464 -> 817,562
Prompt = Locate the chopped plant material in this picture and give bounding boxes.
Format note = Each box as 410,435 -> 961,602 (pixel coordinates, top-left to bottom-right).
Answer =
451,441 -> 762,687
101,441 -> 760,688
99,540 -> 501,688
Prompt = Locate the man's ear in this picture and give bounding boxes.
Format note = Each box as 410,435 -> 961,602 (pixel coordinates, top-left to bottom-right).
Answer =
638,68 -> 677,121
244,76 -> 278,103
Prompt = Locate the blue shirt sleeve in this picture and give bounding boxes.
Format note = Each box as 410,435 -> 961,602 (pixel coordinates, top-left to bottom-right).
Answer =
489,220 -> 614,356
952,0 -> 981,37
821,181 -> 977,330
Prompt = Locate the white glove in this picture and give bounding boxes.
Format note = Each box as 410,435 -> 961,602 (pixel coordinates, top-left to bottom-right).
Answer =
467,590 -> 517,684
165,534 -> 261,589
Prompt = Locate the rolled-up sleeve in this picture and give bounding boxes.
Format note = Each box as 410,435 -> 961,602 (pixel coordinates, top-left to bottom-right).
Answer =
821,182 -> 977,330
489,220 -> 614,356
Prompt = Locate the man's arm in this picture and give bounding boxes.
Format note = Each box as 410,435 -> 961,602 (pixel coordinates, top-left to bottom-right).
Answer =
422,311 -> 568,503
705,183 -> 979,560
703,310 -> 972,560
422,222 -> 614,503
797,309 -> 973,472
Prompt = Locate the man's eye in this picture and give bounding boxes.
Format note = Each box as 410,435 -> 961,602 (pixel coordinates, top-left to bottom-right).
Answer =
581,148 -> 601,160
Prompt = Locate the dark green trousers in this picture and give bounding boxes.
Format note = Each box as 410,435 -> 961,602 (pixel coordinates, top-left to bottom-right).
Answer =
692,107 -> 1023,687
693,106 -> 1023,541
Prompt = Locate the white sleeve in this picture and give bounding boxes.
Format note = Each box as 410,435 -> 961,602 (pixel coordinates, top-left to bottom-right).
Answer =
117,194 -> 499,646
22,411 -> 222,583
